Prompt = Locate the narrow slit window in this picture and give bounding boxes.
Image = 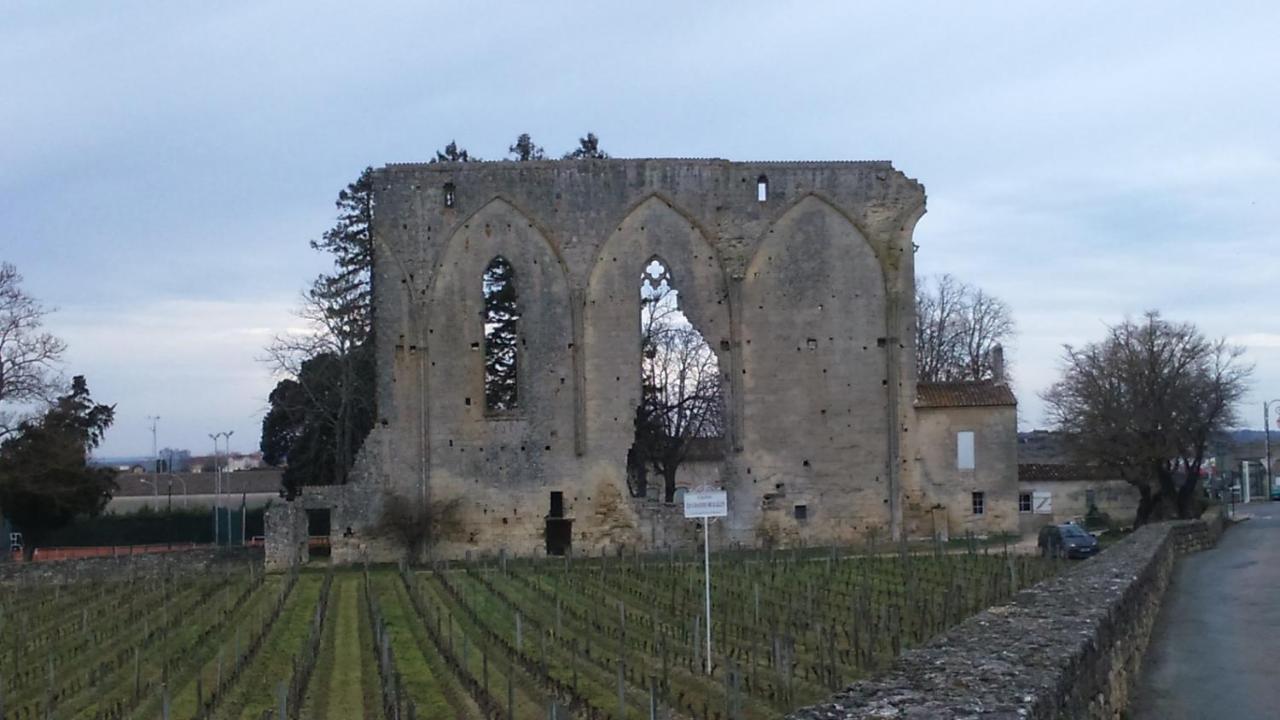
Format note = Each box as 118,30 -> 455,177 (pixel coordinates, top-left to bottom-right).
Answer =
756,175 -> 768,202
443,182 -> 456,208
483,256 -> 520,411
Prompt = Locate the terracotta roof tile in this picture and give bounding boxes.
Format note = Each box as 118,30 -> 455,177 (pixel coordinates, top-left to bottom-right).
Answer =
1017,463 -> 1115,482
915,381 -> 1016,408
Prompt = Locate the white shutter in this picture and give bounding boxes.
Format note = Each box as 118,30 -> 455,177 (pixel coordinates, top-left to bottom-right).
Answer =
956,432 -> 975,470
1033,490 -> 1053,515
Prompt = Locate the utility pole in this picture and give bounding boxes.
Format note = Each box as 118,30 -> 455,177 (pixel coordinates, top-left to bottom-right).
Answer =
146,416 -> 160,500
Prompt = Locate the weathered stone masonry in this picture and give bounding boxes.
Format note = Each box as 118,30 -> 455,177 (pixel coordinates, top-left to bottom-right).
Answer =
353,159 -> 928,556
265,158 -> 1024,565
787,510 -> 1230,720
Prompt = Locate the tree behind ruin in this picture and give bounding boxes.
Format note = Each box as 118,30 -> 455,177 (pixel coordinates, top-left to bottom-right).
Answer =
1043,311 -> 1250,524
261,169 -> 376,495
0,262 -> 67,439
915,274 -> 1014,382
629,267 -> 723,502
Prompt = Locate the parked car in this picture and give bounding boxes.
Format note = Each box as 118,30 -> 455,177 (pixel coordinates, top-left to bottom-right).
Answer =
1038,523 -> 1099,559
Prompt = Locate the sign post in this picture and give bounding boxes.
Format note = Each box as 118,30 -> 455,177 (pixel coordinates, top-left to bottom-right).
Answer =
683,487 -> 727,675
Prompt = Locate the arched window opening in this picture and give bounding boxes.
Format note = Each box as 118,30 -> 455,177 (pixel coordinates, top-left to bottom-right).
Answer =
756,175 -> 768,202
443,182 -> 456,208
627,258 -> 724,502
482,256 -> 520,411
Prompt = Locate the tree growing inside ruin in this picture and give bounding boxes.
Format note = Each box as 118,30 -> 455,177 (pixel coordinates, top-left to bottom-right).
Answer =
628,260 -> 724,501
0,262 -> 67,439
0,376 -> 117,557
261,168 -> 376,495
372,492 -> 463,561
563,132 -> 609,159
433,141 -> 480,163
1043,311 -> 1250,525
482,257 -> 520,411
915,274 -> 1014,382
508,133 -> 546,161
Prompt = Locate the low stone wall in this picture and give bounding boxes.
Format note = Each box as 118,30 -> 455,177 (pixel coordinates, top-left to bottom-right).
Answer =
788,509 -> 1229,720
0,547 -> 260,585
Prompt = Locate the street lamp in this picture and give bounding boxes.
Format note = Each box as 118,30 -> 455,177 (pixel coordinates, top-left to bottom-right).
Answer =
138,476 -> 159,509
1265,400 -> 1280,502
169,474 -> 188,508
208,432 -> 222,545
146,415 -> 160,498
222,430 -> 236,544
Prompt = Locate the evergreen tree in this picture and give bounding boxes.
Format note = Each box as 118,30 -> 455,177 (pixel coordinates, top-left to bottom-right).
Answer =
432,140 -> 480,163
261,168 -> 378,493
482,257 -> 520,410
563,132 -> 609,159
508,133 -> 546,161
0,376 -> 116,556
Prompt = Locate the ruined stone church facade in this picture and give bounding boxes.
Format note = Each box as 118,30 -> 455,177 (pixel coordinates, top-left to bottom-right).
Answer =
266,158 -> 1019,567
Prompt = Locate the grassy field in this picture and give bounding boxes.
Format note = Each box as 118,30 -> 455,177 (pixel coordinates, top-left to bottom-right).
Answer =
0,544 -> 1062,719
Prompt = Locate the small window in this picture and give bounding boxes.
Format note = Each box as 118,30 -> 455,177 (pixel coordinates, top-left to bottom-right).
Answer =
1018,492 -> 1032,513
443,182 -> 456,208
756,175 -> 768,202
971,491 -> 985,515
549,491 -> 564,519
794,504 -> 808,521
957,431 -> 975,470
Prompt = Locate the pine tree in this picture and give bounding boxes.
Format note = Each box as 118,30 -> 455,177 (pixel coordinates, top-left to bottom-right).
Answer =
482,258 -> 520,410
433,140 -> 480,163
563,132 -> 609,159
262,168 -> 378,493
508,133 -> 546,161
0,376 -> 117,556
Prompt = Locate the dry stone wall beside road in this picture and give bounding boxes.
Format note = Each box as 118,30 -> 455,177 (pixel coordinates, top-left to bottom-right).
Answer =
788,510 -> 1228,720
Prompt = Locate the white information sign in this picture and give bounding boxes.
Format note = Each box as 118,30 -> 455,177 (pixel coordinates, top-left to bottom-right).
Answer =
683,490 -> 728,518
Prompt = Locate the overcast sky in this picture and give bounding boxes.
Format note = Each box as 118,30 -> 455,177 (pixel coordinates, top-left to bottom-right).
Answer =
3,1 -> 1277,457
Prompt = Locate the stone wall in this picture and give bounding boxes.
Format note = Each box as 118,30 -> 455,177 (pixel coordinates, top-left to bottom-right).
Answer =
356,159 -> 928,558
0,548 -> 259,585
910,404 -> 1019,538
788,509 -> 1228,720
1017,477 -> 1140,535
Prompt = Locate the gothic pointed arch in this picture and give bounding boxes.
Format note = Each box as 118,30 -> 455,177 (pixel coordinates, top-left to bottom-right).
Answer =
583,195 -> 733,465
426,197 -> 574,458
739,194 -> 890,534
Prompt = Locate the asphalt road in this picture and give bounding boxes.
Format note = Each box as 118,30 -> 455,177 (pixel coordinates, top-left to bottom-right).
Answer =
1131,501 -> 1280,719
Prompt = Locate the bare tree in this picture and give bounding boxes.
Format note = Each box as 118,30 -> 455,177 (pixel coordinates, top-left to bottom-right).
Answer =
261,169 -> 375,495
262,279 -> 373,490
371,492 -> 463,561
1043,311 -> 1251,525
915,274 -> 1014,382
628,263 -> 724,502
0,263 -> 66,439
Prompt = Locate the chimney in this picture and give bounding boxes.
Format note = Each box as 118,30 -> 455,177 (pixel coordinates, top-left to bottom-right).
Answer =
991,344 -> 1005,383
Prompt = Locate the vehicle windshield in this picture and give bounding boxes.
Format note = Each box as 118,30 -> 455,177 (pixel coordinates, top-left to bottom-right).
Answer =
1061,525 -> 1090,538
